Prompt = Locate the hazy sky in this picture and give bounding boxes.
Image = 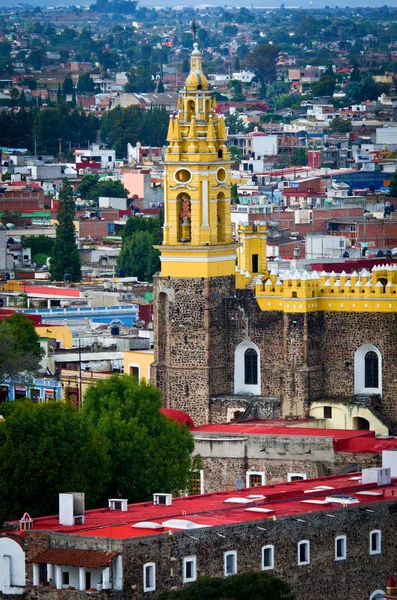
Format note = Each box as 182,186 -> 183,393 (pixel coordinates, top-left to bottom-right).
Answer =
2,0 -> 397,8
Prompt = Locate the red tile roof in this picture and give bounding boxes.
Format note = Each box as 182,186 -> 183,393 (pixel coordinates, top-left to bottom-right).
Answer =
31,548 -> 118,568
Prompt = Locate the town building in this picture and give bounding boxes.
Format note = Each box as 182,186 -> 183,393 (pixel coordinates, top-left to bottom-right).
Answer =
1,465 -> 397,600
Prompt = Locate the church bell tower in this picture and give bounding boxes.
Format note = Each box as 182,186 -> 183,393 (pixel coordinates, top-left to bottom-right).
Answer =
152,44 -> 237,424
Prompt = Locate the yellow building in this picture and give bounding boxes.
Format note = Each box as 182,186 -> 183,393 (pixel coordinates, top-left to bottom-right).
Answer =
35,325 -> 73,349
124,350 -> 154,382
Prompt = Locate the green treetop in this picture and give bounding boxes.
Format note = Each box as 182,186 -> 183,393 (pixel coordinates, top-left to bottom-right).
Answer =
0,313 -> 44,384
0,400 -> 109,525
49,179 -> 82,282
159,571 -> 294,600
82,375 -> 194,502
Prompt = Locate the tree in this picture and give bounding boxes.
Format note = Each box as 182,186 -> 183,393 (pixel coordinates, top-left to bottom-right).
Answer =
228,79 -> 245,101
77,73 -> 95,93
50,179 -> 81,282
243,43 -> 280,84
311,75 -> 336,97
0,400 -> 109,524
87,179 -> 129,204
350,66 -> 361,82
29,49 -> 45,71
0,210 -> 22,227
125,64 -> 155,93
82,375 -> 194,502
328,117 -> 352,133
33,108 -> 63,154
389,171 -> 397,197
62,76 -> 74,95
0,314 -> 44,384
100,105 -> 142,157
158,571 -> 294,600
230,145 -> 242,164
101,106 -> 169,158
0,42 -> 11,59
18,90 -> 26,107
118,230 -> 160,281
21,234 -> 55,265
24,77 -> 37,90
140,106 -> 169,147
157,79 -> 165,93
231,183 -> 239,204
182,58 -> 189,74
225,113 -> 246,134
9,87 -> 19,101
21,234 -> 55,255
77,173 -> 100,198
290,148 -> 308,166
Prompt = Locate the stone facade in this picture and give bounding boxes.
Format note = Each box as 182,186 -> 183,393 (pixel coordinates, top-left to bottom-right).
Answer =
192,431 -> 382,493
11,500 -> 397,600
152,275 -> 236,425
153,270 -> 397,429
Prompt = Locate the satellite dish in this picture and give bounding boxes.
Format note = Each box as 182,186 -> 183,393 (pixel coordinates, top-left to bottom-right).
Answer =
235,479 -> 244,491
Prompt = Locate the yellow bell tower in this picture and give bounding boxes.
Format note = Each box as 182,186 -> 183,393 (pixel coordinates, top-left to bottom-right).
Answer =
159,43 -> 237,278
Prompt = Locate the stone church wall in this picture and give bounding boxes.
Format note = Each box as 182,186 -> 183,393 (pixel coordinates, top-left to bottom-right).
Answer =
153,271 -> 397,429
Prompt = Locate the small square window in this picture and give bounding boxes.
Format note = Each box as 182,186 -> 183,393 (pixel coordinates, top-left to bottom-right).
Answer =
183,556 -> 197,583
335,536 -> 346,561
324,406 -> 332,419
288,473 -> 307,482
246,471 -> 265,488
262,545 -> 274,570
224,551 -> 237,577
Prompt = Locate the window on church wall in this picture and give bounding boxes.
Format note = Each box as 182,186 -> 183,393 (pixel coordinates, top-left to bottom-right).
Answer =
365,351 -> 379,388
354,344 -> 382,395
244,348 -> 258,385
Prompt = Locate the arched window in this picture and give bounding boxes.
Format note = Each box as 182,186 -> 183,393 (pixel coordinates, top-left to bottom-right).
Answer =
365,351 -> 378,389
234,341 -> 261,395
354,344 -> 382,395
244,348 -> 258,385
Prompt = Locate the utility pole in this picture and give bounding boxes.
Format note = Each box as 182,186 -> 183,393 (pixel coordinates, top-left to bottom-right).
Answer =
78,339 -> 82,410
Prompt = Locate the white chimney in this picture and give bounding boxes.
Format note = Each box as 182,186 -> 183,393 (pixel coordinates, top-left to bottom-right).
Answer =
382,450 -> 397,478
59,493 -> 85,526
362,467 -> 391,486
108,499 -> 128,511
153,493 -> 172,506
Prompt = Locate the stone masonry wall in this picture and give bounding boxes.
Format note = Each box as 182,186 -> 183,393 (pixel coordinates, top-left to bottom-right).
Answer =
199,454 -> 380,494
153,271 -> 397,428
8,499 -> 396,600
120,500 -> 397,600
321,312 -> 397,428
152,275 -> 236,425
